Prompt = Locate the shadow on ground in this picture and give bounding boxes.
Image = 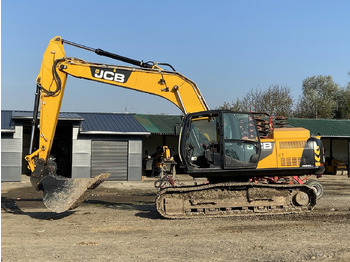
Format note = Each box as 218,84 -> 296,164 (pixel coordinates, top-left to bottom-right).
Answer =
1,196 -> 75,219
83,199 -> 162,219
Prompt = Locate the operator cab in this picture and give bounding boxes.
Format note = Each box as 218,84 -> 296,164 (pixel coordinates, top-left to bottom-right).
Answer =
180,111 -> 261,174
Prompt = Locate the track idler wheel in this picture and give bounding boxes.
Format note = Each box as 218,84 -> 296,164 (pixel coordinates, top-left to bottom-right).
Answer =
293,191 -> 310,206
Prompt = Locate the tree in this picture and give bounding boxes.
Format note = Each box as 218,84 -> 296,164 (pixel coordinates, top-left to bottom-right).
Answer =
220,85 -> 293,117
335,85 -> 350,119
294,75 -> 339,119
258,85 -> 294,116
338,72 -> 350,118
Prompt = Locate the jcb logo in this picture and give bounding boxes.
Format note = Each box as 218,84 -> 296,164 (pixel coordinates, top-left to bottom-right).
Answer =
94,69 -> 125,82
90,66 -> 131,83
261,142 -> 273,150
259,142 -> 275,159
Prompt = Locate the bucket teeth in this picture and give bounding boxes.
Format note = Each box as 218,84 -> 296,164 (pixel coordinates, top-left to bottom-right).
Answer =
41,173 -> 110,213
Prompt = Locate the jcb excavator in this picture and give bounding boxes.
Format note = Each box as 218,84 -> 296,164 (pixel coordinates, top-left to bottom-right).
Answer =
25,36 -> 325,218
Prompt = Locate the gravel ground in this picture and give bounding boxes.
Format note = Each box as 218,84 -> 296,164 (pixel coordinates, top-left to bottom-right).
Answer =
2,174 -> 350,262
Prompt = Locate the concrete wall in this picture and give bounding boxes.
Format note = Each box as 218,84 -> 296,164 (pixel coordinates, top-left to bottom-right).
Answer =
72,127 -> 91,179
128,140 -> 142,181
1,126 -> 23,181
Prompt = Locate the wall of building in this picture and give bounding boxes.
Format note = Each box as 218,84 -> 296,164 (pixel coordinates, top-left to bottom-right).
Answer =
1,126 -> 23,181
128,140 -> 142,181
74,131 -> 143,181
72,127 -> 92,178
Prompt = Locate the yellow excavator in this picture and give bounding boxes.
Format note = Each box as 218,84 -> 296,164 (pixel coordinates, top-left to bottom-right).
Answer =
25,36 -> 325,218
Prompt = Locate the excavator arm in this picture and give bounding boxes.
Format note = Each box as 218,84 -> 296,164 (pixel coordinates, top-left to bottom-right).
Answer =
25,36 -> 209,212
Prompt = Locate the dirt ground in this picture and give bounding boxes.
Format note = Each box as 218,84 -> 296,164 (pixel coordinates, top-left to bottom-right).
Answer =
2,174 -> 350,262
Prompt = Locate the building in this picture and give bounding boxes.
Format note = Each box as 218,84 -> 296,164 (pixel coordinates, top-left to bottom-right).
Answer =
288,118 -> 350,174
2,111 -> 151,182
2,110 -> 350,182
134,114 -> 182,157
2,111 -> 23,182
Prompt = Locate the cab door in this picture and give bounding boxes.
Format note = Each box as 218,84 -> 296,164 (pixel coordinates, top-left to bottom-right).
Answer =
222,112 -> 260,169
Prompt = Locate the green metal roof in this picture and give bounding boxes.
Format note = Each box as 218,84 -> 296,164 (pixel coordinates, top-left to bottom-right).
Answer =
134,114 -> 183,135
135,114 -> 350,137
287,118 -> 350,138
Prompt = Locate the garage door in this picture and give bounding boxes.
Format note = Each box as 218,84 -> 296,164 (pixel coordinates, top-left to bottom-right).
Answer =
91,141 -> 128,181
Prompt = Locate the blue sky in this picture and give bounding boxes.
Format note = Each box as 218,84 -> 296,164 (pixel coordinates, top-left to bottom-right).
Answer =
2,1 -> 350,114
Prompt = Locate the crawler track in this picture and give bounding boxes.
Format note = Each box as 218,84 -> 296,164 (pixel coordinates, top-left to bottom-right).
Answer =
156,182 -> 316,219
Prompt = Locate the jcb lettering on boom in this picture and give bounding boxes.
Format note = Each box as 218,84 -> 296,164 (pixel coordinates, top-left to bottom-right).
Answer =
90,66 -> 131,83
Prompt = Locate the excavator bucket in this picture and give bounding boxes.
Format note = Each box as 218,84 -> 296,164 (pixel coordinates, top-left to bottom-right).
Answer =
40,173 -> 111,213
